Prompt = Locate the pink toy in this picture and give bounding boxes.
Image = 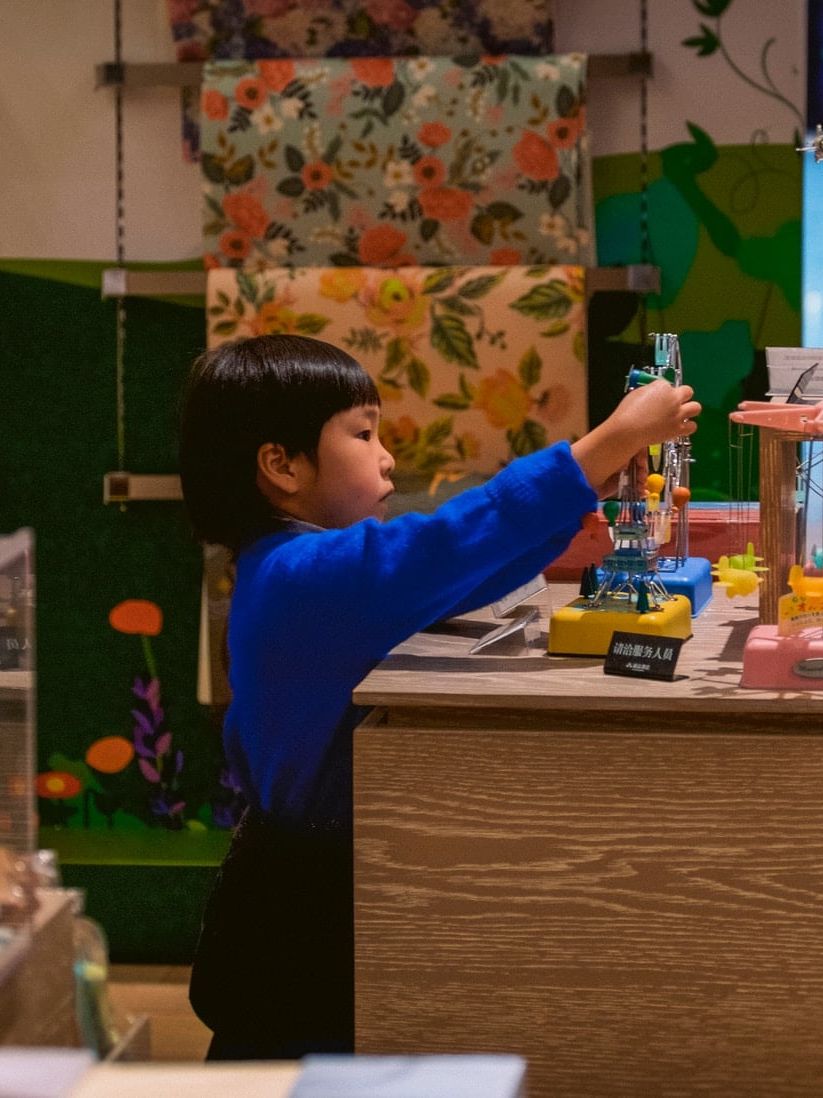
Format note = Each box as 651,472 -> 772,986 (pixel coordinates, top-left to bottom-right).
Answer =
741,625 -> 823,688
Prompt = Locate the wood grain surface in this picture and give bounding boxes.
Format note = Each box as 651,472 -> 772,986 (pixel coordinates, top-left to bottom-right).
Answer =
353,586 -> 823,1096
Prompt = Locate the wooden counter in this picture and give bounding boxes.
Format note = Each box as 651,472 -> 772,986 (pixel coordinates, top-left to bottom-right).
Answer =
352,587 -> 823,1097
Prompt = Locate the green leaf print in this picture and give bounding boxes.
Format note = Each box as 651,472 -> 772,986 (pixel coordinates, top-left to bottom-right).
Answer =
422,270 -> 457,295
518,347 -> 542,388
201,154 -> 225,185
295,314 -> 329,334
510,281 -> 572,320
285,145 -> 305,172
406,357 -> 431,398
508,419 -> 547,457
225,155 -> 255,185
431,314 -> 479,369
459,272 -> 507,299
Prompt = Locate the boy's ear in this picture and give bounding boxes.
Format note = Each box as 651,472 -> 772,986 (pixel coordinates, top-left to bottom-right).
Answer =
256,442 -> 303,497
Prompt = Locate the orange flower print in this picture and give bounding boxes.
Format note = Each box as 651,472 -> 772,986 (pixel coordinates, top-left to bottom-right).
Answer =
413,156 -> 446,188
513,130 -> 559,182
418,121 -> 451,148
256,301 -> 300,334
201,89 -> 229,122
86,735 -> 134,774
363,275 -> 427,334
418,187 -> 473,222
564,266 -> 585,301
489,247 -> 522,265
235,77 -> 268,111
364,0 -> 417,31
481,54 -> 506,65
351,58 -> 395,87
219,229 -> 252,260
259,59 -> 296,93
203,254 -> 221,270
109,600 -> 163,636
534,383 -> 573,425
222,192 -> 269,237
36,771 -> 82,800
474,369 -> 531,431
381,415 -> 418,449
358,224 -> 408,265
546,117 -> 579,149
319,268 -> 367,302
377,381 -> 403,403
301,161 -> 334,191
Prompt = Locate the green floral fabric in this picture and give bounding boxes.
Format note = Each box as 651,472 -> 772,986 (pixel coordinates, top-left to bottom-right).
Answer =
200,54 -> 592,269
207,263 -> 587,487
166,0 -> 555,161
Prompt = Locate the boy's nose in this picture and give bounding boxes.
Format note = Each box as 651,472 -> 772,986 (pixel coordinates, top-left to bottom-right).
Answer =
380,443 -> 395,474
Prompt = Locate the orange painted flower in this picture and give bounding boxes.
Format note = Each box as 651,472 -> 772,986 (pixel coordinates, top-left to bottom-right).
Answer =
201,89 -> 229,122
222,192 -> 269,237
109,600 -> 163,637
85,736 -> 135,775
36,771 -> 82,800
351,58 -> 395,87
363,275 -> 427,334
203,253 -> 221,270
301,160 -> 334,191
255,301 -> 300,334
513,130 -> 559,181
377,381 -> 403,403
418,186 -> 473,222
219,230 -> 251,260
413,156 -> 446,188
357,224 -> 408,265
259,59 -> 296,93
546,117 -> 579,149
534,383 -> 572,425
235,77 -> 268,111
474,369 -> 531,431
564,266 -> 585,301
319,268 -> 367,302
417,121 -> 451,148
380,415 -> 418,448
489,247 -> 522,265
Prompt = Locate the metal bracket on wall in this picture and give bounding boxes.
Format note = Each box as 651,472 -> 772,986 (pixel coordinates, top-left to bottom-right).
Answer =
103,472 -> 182,504
101,265 -> 661,300
585,264 -> 661,304
101,268 -> 206,298
94,53 -> 653,88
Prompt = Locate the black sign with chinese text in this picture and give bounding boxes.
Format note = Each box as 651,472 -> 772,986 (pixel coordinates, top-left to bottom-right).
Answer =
604,631 -> 684,682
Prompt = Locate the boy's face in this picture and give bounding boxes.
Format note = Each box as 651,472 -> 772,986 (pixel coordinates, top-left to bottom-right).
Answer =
298,404 -> 395,528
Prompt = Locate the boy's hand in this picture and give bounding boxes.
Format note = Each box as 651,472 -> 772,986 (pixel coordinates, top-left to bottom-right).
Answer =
571,379 -> 701,496
612,380 -> 701,451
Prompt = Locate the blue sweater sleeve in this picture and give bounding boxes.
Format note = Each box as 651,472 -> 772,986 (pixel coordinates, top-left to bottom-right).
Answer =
238,442 -> 596,665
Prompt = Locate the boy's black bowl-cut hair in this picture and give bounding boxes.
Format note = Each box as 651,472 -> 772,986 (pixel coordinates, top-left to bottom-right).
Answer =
179,334 -> 380,551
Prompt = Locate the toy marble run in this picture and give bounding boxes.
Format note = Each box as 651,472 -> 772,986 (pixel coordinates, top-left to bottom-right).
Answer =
549,333 -> 710,657
725,397 -> 823,688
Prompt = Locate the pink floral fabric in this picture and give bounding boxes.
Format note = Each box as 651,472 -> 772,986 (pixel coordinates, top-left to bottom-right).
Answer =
201,54 -> 592,269
207,264 -> 587,489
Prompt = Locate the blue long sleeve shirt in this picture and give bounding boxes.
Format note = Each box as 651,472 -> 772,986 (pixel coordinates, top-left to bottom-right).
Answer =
224,441 -> 597,826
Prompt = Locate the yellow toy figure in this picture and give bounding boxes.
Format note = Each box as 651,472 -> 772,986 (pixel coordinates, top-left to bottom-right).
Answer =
711,541 -> 767,598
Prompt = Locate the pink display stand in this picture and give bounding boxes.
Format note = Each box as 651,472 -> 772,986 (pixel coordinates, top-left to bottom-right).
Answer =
741,624 -> 823,689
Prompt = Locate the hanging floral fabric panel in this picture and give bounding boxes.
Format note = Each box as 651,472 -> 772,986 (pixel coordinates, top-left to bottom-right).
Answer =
206,263 -> 588,486
200,54 -> 592,270
167,0 -> 555,160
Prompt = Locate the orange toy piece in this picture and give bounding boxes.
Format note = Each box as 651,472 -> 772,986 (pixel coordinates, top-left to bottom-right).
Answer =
671,485 -> 691,509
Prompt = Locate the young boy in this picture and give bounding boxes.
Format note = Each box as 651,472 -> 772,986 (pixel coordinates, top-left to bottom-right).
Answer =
179,333 -> 700,1060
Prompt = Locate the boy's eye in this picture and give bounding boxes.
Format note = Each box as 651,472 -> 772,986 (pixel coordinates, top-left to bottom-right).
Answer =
357,429 -> 372,441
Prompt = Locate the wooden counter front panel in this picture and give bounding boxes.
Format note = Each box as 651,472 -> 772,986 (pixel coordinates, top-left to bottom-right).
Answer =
353,723 -> 823,1097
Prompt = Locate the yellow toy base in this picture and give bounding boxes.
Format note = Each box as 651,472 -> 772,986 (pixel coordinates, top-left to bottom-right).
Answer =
548,595 -> 693,656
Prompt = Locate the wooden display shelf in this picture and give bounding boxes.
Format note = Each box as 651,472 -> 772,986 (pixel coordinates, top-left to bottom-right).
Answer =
352,587 -> 823,1097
